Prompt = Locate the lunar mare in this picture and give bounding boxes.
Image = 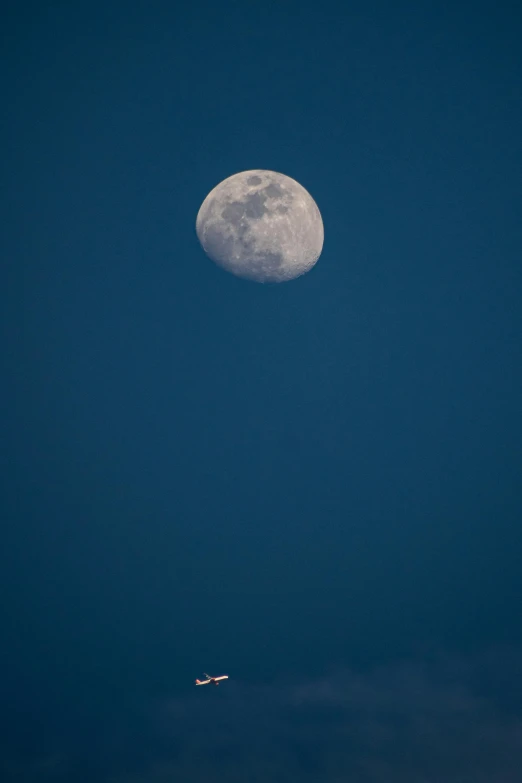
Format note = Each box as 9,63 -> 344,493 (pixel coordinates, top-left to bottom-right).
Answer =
196,170 -> 324,283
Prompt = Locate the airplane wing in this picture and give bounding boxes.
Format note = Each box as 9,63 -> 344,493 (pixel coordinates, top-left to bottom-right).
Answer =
203,673 -> 212,680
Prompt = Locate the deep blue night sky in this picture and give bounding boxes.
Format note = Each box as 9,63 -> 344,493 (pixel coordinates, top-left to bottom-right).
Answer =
3,1 -> 522,780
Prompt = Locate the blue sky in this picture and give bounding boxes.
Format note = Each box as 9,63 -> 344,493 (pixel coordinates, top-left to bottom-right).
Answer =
2,0 -> 522,779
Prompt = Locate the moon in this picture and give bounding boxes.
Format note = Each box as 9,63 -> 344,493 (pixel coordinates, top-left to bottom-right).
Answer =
195,170 -> 324,283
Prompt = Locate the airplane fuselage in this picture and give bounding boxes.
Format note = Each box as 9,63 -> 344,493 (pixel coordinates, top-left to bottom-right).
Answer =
195,674 -> 229,686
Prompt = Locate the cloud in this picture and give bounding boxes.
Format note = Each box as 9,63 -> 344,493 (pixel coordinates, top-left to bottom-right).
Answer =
112,648 -> 522,782
4,649 -> 522,782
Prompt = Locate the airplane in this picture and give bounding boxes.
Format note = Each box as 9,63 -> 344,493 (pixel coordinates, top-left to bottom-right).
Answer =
195,673 -> 229,686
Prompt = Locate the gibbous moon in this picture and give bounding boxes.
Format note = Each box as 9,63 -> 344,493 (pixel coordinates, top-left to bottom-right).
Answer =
196,170 -> 324,283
